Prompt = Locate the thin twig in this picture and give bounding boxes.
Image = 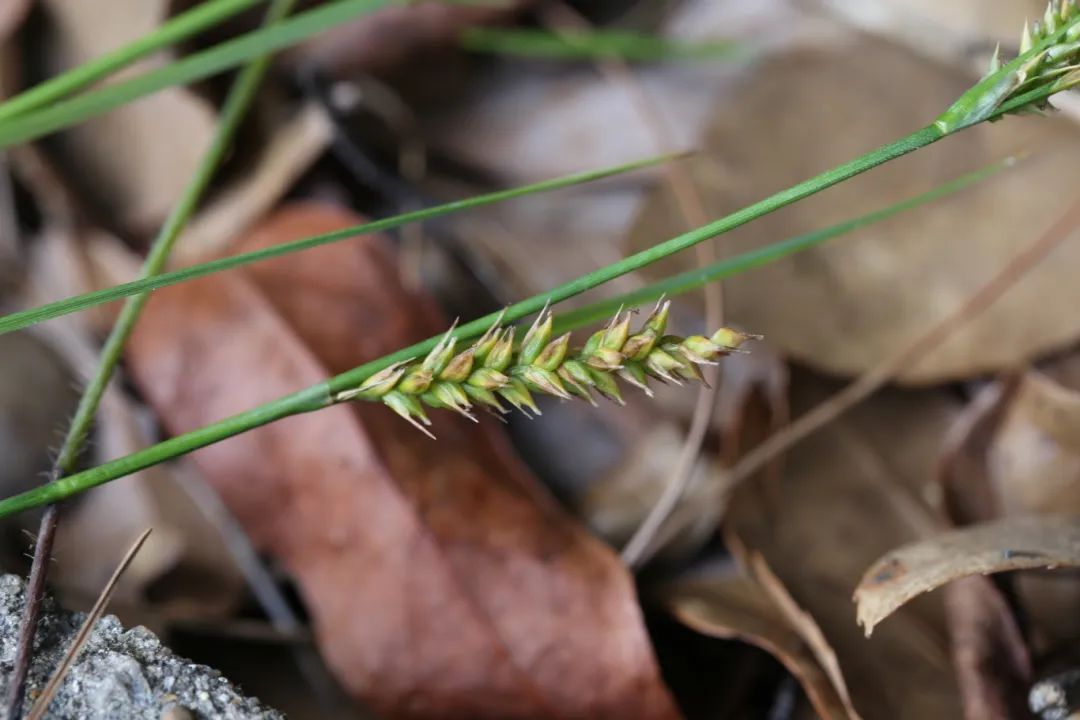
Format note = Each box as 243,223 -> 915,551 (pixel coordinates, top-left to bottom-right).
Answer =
721,189 -> 1080,499
4,2 -> 297,716
25,528 -> 152,720
536,4 -> 725,567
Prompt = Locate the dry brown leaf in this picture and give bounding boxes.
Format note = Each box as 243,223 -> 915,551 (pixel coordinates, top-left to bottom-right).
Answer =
627,37 -> 1080,383
728,377 -> 962,718
856,515 -> 1080,637
126,203 -> 679,720
39,0 -> 216,235
666,562 -> 854,720
989,372 -> 1080,517
746,553 -> 862,720
944,576 -> 1033,720
942,372 -> 1080,648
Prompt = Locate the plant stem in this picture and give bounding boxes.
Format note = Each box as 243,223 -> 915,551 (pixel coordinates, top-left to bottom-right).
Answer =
0,153 -> 682,335
0,0 -> 403,149
551,156 -> 1014,333
4,1 -> 296,715
0,0 -> 267,123
0,125 -> 951,520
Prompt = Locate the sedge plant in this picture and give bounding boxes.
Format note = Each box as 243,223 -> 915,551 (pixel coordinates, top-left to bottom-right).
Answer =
0,4 -> 1076,520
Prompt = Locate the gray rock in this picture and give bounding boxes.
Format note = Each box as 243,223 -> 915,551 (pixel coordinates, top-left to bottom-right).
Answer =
0,575 -> 282,719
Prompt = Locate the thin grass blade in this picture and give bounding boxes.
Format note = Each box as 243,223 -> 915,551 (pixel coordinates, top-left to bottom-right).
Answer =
0,0 -> 267,123
0,0 -> 410,148
0,153 -> 682,335
460,27 -> 739,61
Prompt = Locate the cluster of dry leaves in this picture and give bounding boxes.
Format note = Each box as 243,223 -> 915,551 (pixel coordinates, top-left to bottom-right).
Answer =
3,0 -> 1080,718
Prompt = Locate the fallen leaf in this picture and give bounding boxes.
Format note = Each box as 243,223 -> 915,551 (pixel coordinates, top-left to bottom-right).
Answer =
286,2 -> 535,78
666,561 -> 854,720
856,515 -> 1080,636
24,231 -> 245,617
941,371 -> 1080,648
38,0 -> 216,236
944,576 -> 1033,720
580,423 -> 722,562
817,0 -> 1044,68
0,0 -> 31,46
173,102 -> 335,266
746,552 -> 862,720
127,203 -> 680,719
727,375 -> 963,718
627,37 -> 1080,383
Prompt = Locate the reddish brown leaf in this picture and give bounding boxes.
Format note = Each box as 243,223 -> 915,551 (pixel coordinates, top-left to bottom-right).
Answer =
127,203 -> 679,719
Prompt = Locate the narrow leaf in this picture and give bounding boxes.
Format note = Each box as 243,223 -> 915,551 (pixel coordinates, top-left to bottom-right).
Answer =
0,153 -> 679,335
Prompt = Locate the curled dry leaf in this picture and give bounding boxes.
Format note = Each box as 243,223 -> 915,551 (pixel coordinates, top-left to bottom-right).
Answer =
627,37 -> 1080,383
126,203 -> 679,720
666,561 -> 854,720
856,515 -> 1080,637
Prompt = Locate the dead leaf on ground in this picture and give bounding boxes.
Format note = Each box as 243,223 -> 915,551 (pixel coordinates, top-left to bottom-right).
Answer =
38,0 -> 216,236
727,375 -> 963,718
627,37 -> 1080,383
941,371 -> 1080,648
944,575 -> 1033,720
856,515 -> 1080,637
0,0 -> 31,46
24,231 -> 245,618
666,560 -> 855,720
126,203 -> 679,720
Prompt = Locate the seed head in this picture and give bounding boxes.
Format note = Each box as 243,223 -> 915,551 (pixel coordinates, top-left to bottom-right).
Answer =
336,305 -> 758,436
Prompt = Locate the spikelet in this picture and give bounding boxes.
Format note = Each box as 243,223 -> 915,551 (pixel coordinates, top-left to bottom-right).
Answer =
937,0 -> 1080,131
336,300 -> 758,436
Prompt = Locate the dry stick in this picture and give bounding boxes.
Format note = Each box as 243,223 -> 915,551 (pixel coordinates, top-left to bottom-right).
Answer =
721,190 -> 1080,500
4,3 -> 296,716
25,529 -> 152,720
539,3 -> 725,568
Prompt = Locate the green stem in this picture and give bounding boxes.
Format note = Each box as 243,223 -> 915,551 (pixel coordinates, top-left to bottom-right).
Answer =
0,0 -> 267,124
5,1 -> 299,715
0,125 -> 947,517
0,153 -> 681,335
551,156 -> 1014,333
326,125 -> 943,393
53,0 -> 299,474
0,0 -> 401,149
0,385 -> 330,516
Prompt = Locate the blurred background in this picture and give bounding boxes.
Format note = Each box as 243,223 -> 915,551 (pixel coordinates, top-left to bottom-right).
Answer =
2,0 -> 1080,718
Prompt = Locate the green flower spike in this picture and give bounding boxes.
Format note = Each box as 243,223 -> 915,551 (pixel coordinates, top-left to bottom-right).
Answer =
336,301 -> 758,437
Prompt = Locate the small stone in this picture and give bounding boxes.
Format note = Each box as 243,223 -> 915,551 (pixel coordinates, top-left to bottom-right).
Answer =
0,574 -> 281,719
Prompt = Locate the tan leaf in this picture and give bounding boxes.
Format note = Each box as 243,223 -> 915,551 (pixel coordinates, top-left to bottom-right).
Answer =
627,37 -> 1080,383
126,203 -> 679,720
856,515 -> 1080,637
727,377 -> 962,719
666,563 -> 854,720
39,0 -> 216,234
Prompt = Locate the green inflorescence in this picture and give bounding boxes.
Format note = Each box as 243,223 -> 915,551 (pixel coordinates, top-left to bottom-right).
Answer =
336,301 -> 756,436
937,0 -> 1080,132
